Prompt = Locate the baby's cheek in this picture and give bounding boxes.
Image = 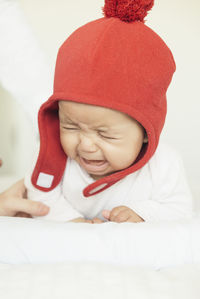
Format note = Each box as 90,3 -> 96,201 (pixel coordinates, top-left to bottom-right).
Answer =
106,149 -> 127,170
60,134 -> 75,155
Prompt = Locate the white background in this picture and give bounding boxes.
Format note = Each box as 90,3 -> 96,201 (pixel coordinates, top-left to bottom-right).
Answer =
0,0 -> 199,201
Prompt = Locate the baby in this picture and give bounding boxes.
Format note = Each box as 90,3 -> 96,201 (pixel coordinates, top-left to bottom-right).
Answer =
25,0 -> 194,223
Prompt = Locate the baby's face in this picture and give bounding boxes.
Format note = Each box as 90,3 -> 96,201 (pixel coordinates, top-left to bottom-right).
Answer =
59,101 -> 146,180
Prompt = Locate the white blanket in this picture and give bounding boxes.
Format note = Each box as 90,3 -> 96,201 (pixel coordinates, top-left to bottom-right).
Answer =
0,262 -> 200,299
1,216 -> 200,298
0,216 -> 200,269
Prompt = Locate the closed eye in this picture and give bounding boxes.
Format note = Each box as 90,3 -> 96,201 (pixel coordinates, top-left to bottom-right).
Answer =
99,133 -> 118,140
61,126 -> 79,130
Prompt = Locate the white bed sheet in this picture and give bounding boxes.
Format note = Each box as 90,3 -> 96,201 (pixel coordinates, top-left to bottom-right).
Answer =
0,262 -> 200,299
0,216 -> 200,269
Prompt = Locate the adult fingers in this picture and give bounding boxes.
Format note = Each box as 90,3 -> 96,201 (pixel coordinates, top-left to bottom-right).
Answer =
15,212 -> 32,218
6,198 -> 50,216
3,179 -> 26,198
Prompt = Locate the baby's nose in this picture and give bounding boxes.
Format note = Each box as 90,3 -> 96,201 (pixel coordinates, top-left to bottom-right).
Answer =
78,134 -> 98,152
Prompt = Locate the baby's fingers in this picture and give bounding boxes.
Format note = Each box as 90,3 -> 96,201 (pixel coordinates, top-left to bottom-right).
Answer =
102,210 -> 111,220
92,217 -> 104,224
109,207 -> 130,223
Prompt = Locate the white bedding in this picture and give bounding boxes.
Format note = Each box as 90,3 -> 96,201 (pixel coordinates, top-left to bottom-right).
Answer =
1,216 -> 200,269
0,262 -> 200,299
1,216 -> 200,298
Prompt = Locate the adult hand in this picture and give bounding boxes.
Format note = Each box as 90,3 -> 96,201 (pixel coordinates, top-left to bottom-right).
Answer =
0,179 -> 50,217
102,206 -> 144,223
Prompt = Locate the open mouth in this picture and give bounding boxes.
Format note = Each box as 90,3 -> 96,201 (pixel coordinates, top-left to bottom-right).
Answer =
79,157 -> 109,173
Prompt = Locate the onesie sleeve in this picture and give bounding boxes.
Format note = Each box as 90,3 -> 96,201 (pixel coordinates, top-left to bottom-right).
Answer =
128,144 -> 194,222
24,162 -> 83,222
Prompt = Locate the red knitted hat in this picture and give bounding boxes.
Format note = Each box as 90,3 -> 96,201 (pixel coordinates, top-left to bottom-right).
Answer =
31,0 -> 176,196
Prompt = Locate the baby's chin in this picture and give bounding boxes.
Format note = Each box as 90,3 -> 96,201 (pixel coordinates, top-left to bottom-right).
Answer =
89,163 -> 135,180
89,173 -> 107,180
89,169 -> 121,181
87,168 -> 110,180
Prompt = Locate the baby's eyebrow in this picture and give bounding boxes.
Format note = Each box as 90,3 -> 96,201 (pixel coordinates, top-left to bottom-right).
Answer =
59,114 -> 119,133
59,114 -> 74,123
95,127 -> 122,135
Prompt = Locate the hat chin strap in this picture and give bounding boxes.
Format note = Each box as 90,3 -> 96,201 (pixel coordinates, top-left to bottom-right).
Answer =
83,141 -> 150,197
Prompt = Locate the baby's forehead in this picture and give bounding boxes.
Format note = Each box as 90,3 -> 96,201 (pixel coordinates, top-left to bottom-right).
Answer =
58,101 -> 135,127
59,101 -> 138,132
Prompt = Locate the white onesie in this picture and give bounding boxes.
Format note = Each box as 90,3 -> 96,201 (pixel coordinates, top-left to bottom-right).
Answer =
25,143 -> 194,222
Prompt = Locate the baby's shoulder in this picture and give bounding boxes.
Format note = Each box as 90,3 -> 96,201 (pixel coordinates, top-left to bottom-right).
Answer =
148,142 -> 183,176
153,142 -> 181,161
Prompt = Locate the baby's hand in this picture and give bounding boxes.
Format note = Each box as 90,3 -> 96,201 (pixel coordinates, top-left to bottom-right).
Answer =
69,217 -> 104,224
102,206 -> 144,223
91,217 -> 104,224
69,217 -> 93,223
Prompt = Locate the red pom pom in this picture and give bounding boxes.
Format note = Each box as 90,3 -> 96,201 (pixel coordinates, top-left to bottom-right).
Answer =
103,0 -> 154,22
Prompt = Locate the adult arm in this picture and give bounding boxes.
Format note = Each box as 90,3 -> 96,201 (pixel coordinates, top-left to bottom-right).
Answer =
0,0 -> 52,128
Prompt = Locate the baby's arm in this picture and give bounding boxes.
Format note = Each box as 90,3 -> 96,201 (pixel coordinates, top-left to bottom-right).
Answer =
102,144 -> 194,223
127,145 -> 194,222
